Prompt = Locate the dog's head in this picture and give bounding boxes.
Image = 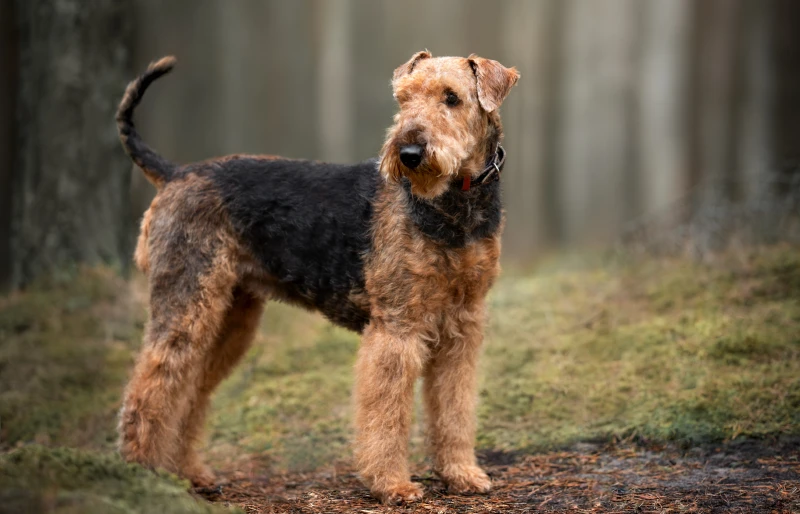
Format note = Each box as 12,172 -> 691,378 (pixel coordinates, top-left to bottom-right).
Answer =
380,51 -> 519,198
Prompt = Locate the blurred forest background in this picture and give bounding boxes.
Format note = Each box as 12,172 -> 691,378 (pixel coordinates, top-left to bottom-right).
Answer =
2,3 -> 800,511
1,0 -> 800,289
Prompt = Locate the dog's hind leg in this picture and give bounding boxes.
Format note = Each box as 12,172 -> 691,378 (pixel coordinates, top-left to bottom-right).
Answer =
118,192 -> 240,477
175,288 -> 264,486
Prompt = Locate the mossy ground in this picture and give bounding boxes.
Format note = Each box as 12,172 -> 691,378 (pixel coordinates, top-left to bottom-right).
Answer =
480,246 -> 800,450
0,446 -> 235,513
0,245 -> 798,512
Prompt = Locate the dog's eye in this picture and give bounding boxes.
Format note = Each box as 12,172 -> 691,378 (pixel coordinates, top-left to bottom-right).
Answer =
445,91 -> 460,107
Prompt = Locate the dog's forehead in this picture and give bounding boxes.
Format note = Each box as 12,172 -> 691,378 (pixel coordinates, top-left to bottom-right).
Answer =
415,56 -> 471,75
395,56 -> 476,94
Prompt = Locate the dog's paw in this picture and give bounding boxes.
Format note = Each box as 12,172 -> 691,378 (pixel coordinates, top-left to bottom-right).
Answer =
185,464 -> 218,489
440,464 -> 492,495
376,481 -> 425,505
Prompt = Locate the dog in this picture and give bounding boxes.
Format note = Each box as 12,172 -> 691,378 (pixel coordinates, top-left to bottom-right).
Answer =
116,50 -> 518,504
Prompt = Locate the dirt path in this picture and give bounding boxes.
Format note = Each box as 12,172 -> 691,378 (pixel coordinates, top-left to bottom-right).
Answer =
200,438 -> 799,513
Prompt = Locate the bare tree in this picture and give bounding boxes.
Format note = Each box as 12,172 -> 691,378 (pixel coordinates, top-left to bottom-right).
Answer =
6,0 -> 132,288
772,0 -> 800,176
558,0 -> 640,244
316,0 -> 354,164
0,1 -> 18,290
637,0 -> 690,215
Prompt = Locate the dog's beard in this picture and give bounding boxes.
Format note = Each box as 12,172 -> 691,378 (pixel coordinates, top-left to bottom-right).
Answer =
379,140 -> 464,199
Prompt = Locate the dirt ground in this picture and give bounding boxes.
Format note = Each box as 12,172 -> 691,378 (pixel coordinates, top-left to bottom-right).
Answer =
200,438 -> 800,513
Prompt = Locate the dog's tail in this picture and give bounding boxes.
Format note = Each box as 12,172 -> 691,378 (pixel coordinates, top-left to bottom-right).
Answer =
116,56 -> 177,187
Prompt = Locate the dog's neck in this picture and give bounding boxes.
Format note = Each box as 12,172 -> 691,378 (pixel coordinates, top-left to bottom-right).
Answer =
401,171 -> 502,248
396,117 -> 505,248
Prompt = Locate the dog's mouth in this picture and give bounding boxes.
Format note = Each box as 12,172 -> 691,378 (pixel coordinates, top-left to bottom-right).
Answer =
380,133 -> 461,191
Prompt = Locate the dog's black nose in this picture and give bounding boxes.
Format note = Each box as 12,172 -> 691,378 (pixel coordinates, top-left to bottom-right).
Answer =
399,144 -> 424,169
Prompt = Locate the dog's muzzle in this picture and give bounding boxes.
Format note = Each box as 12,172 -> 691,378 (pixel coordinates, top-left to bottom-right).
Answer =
399,144 -> 425,169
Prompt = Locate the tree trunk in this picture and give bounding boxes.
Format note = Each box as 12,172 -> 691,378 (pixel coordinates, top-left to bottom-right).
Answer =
637,0 -> 690,214
0,1 -> 19,290
558,0 -> 640,245
501,0 -> 557,255
689,0 -> 743,195
9,0 -> 133,288
316,0 -> 354,164
772,0 -> 800,175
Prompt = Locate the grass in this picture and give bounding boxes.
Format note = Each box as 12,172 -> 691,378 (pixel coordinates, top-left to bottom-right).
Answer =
0,245 -> 798,510
479,248 -> 800,449
0,445 -> 234,513
0,269 -> 141,450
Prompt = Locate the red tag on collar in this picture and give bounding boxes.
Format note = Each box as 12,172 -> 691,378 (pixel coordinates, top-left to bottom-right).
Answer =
461,174 -> 471,191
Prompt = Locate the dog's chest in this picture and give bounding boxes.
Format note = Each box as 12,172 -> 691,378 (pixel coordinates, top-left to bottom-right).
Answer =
366,185 -> 502,323
427,239 -> 501,304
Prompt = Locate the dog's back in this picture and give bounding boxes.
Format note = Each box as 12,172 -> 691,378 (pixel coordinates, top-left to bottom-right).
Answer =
197,155 -> 379,331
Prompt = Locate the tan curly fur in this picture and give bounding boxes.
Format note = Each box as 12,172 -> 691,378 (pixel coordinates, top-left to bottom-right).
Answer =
117,52 -> 518,505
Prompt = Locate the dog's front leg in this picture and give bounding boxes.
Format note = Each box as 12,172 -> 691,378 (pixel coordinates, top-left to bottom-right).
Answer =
354,322 -> 428,504
423,303 -> 491,494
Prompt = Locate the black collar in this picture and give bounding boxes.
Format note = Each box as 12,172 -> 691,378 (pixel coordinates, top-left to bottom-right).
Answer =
461,145 -> 506,191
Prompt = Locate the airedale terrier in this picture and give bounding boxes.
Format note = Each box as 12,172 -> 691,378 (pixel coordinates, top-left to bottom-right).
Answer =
116,51 -> 519,504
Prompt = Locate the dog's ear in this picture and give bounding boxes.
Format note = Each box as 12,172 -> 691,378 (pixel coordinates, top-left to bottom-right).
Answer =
393,50 -> 432,81
468,54 -> 520,112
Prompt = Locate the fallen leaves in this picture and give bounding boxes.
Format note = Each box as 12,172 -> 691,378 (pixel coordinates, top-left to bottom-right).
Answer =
199,440 -> 800,513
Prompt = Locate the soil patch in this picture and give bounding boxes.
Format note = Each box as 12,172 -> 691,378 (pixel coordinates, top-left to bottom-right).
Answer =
203,439 -> 800,513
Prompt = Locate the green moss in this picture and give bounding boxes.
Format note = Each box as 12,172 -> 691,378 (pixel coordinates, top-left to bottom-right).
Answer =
0,268 -> 143,449
0,446 -> 236,513
1,246 -> 798,488
208,245 -> 800,461
478,245 -> 800,450
209,303 -> 359,470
